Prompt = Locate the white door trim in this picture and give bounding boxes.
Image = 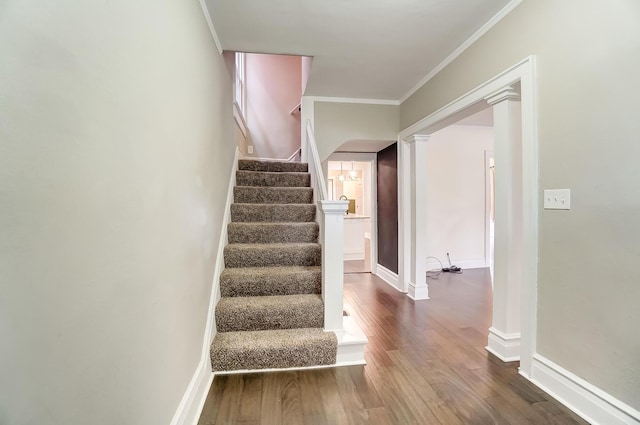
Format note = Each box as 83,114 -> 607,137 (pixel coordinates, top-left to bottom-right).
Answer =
324,152 -> 378,275
397,56 -> 538,378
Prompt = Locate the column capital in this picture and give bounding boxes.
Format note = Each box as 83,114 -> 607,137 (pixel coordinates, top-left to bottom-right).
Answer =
319,200 -> 348,214
403,134 -> 430,144
485,86 -> 520,106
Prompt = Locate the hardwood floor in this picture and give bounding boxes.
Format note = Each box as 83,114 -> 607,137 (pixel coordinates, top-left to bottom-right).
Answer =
198,269 -> 589,424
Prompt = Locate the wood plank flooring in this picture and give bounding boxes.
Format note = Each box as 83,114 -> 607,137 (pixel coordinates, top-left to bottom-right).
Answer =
198,269 -> 590,424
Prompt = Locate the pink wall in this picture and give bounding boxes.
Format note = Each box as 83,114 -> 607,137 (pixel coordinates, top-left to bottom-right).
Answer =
246,54 -> 301,159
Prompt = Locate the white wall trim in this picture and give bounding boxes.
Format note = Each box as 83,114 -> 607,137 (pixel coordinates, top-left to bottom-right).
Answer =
197,0 -> 223,55
407,281 -> 429,300
170,148 -> 240,425
325,152 -> 379,275
398,0 -> 525,103
486,327 -> 521,362
530,354 -> 640,425
374,263 -> 403,292
169,358 -> 213,425
397,56 -> 538,378
307,96 -> 400,106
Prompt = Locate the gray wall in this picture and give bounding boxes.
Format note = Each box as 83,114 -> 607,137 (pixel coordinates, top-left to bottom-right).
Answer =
401,0 -> 640,409
0,1 -> 234,423
314,102 -> 399,161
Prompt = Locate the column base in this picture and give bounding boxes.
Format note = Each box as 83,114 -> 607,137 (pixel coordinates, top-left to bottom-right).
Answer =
486,327 -> 521,362
407,281 -> 429,300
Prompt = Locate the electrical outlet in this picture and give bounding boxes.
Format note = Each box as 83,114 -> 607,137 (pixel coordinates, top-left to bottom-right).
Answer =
544,189 -> 571,210
247,145 -> 254,154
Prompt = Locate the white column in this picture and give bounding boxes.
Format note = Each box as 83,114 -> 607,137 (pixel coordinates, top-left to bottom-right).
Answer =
485,86 -> 523,361
397,137 -> 411,293
406,134 -> 430,300
319,200 -> 349,334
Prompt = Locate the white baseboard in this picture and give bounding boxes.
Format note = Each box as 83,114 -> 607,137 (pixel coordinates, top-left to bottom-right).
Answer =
374,263 -> 402,291
169,358 -> 213,425
426,258 -> 487,271
530,354 -> 640,425
486,327 -> 521,362
170,148 -> 240,425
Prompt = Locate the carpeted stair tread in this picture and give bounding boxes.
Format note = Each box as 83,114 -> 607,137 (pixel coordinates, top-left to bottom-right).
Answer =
238,159 -> 308,173
228,222 -> 319,244
210,328 -> 336,371
230,203 -> 316,223
224,243 -> 321,268
236,170 -> 310,188
216,294 -> 324,332
220,266 -> 321,297
210,156 -> 338,373
234,186 -> 313,204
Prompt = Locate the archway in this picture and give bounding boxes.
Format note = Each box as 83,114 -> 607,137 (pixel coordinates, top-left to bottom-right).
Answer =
397,57 -> 539,377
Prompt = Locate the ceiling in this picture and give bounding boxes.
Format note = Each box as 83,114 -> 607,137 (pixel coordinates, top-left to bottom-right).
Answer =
205,0 -> 514,101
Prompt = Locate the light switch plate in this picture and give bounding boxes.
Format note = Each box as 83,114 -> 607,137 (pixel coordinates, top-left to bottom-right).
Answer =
544,189 -> 571,210
247,145 -> 254,154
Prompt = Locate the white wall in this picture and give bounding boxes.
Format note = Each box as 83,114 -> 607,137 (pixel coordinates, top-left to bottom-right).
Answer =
246,54 -> 301,159
0,1 -> 234,424
424,125 -> 494,270
400,0 -> 640,410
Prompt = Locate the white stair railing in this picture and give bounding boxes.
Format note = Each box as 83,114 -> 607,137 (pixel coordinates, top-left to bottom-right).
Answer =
304,120 -> 348,335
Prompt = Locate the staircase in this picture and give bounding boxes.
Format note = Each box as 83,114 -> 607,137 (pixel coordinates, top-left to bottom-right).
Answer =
210,159 -> 338,372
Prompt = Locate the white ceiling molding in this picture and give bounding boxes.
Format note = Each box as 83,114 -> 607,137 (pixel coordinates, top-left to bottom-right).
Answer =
398,0 -> 525,104
198,0 -> 223,55
309,96 -> 400,106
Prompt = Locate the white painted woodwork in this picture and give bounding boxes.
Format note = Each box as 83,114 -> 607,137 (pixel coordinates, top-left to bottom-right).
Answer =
484,86 -> 523,361
531,354 -> 640,425
304,119 -> 367,362
397,57 -> 539,378
318,200 -> 348,334
406,134 -> 431,300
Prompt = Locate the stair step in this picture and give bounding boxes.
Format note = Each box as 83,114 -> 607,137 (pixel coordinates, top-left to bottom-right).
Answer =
224,243 -> 321,268
216,294 -> 324,332
210,328 -> 337,372
228,222 -> 318,244
234,186 -> 313,204
238,159 -> 308,173
220,266 -> 321,297
236,170 -> 310,188
231,203 -> 316,223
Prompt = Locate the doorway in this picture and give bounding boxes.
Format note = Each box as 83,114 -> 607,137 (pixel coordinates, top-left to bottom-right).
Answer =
397,57 -> 538,377
326,155 -> 377,274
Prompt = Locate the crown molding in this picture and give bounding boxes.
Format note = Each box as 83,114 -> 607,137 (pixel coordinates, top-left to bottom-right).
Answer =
308,96 -> 400,106
198,0 -> 223,55
398,0 -> 525,104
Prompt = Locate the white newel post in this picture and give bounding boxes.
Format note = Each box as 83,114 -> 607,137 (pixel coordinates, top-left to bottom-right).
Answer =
406,134 -> 430,300
485,86 -> 523,362
319,200 -> 349,335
